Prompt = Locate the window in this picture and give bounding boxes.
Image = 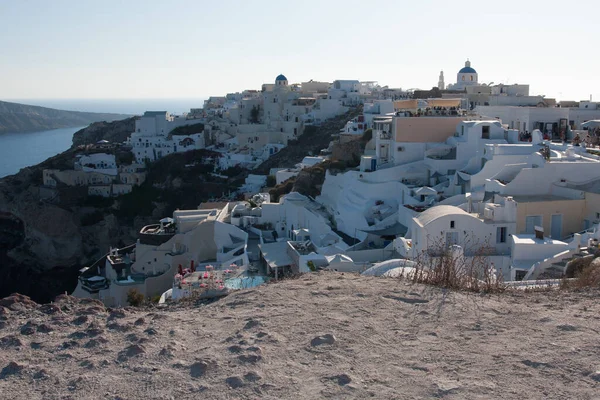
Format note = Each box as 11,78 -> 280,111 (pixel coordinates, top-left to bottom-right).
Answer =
482,125 -> 490,139
496,227 -> 507,243
462,76 -> 465,81
450,221 -> 455,229
470,76 -> 473,81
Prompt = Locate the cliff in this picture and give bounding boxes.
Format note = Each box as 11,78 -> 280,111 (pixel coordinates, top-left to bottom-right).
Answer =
0,100 -> 129,134
0,122 -> 236,302
71,117 -> 136,147
0,273 -> 599,399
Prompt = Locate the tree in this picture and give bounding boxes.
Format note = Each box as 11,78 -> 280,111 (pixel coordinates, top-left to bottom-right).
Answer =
250,105 -> 260,124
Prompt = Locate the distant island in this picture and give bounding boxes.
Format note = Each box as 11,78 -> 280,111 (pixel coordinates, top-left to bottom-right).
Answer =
0,100 -> 130,134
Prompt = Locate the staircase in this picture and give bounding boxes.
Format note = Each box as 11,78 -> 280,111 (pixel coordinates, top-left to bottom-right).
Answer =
529,248 -> 592,280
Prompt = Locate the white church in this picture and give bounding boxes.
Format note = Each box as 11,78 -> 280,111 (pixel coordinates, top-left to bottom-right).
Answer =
445,59 -> 479,91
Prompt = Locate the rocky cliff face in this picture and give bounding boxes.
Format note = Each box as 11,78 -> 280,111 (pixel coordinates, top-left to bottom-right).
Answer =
71,118 -> 136,147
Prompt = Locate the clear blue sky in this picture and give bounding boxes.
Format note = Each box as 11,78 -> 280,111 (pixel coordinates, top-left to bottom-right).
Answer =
1,0 -> 598,102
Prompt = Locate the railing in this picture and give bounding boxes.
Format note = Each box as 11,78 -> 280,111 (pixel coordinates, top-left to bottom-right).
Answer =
563,226 -> 597,243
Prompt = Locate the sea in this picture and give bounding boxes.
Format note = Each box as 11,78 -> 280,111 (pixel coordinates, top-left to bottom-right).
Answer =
0,98 -> 206,178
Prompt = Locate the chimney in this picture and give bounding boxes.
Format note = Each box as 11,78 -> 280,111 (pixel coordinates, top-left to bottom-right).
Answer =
534,226 -> 544,240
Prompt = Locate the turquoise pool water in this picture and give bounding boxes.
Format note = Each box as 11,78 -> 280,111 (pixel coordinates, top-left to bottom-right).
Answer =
225,275 -> 268,290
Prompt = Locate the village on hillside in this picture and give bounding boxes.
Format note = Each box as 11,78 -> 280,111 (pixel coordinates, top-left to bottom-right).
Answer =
44,62 -> 600,306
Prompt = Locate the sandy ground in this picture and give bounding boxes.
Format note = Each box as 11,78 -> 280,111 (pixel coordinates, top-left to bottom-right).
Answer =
1,272 -> 599,399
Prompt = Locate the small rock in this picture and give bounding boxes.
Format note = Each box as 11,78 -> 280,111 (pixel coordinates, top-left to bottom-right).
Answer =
227,345 -> 243,353
126,333 -> 140,342
144,327 -> 158,336
159,347 -> 174,358
328,374 -> 352,386
243,371 -> 262,382
225,376 -> 245,389
190,361 -> 210,378
72,315 -> 89,325
134,318 -> 145,326
36,324 -> 53,333
247,346 -> 262,354
107,322 -> 133,332
39,304 -> 62,315
557,324 -> 578,332
108,309 -> 126,320
590,371 -> 600,382
311,334 -> 336,346
33,369 -> 49,380
69,331 -> 88,340
20,321 -> 37,335
84,337 -> 108,348
0,336 -> 24,348
243,319 -> 261,330
119,344 -> 146,359
78,306 -> 106,315
80,360 -> 95,369
0,306 -> 10,316
86,327 -> 105,337
0,361 -> 25,378
61,340 -> 79,349
238,354 -> 262,364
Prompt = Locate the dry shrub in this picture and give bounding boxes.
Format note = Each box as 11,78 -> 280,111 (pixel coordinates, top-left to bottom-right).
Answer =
564,256 -> 594,278
126,289 -> 145,307
411,237 -> 505,293
569,260 -> 600,289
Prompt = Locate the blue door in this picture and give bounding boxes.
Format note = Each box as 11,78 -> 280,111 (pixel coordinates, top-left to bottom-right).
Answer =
551,214 -> 563,239
370,158 -> 377,171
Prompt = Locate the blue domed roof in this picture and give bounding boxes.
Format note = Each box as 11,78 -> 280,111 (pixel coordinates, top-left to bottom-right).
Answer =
458,67 -> 477,74
275,74 -> 288,81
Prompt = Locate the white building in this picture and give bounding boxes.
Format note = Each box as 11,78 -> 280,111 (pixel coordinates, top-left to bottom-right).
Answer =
130,111 -> 205,163
73,207 -> 249,306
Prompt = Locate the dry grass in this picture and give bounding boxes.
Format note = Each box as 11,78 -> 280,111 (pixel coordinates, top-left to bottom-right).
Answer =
410,238 -> 505,293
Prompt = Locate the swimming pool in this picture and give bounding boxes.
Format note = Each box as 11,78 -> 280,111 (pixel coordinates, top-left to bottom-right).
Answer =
225,275 -> 269,290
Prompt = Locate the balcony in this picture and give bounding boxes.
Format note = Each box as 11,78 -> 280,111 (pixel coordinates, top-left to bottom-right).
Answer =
139,223 -> 176,246
378,132 -> 392,140
426,147 -> 457,160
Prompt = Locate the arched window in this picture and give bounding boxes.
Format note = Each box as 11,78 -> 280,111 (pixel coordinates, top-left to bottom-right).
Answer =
462,76 -> 465,81
470,76 -> 473,81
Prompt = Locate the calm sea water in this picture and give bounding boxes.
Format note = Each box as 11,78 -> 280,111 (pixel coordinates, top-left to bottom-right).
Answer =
0,98 -> 207,178
0,126 -> 84,178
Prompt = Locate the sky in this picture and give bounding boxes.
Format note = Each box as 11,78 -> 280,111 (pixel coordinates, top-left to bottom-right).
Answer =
1,0 -> 599,103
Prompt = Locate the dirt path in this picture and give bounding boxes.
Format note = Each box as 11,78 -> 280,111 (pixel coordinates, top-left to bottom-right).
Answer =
1,273 -> 599,399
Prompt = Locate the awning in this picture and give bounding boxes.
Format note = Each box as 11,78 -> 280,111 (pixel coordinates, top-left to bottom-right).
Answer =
415,186 -> 437,196
359,222 -> 408,236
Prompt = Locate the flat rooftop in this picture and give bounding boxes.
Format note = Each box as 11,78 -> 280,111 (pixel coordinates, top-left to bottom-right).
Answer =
511,195 -> 575,203
512,234 -> 566,245
258,241 -> 293,270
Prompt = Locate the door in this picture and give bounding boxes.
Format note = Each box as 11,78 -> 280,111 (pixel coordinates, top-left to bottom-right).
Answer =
525,215 -> 542,234
551,214 -> 563,239
445,231 -> 459,248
